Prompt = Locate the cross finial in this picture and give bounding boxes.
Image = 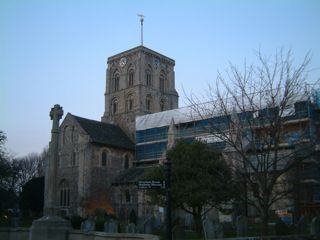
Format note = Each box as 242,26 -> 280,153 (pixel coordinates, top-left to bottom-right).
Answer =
137,14 -> 145,46
49,104 -> 64,132
50,104 -> 63,120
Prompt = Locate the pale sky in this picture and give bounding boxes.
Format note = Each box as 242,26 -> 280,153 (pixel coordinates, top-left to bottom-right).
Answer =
1,0 -> 320,157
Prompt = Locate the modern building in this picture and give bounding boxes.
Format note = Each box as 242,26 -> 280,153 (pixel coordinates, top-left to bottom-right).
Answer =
135,97 -> 320,221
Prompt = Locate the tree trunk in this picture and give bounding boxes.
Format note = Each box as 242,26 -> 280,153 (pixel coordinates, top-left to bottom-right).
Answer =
261,208 -> 269,236
193,210 -> 203,237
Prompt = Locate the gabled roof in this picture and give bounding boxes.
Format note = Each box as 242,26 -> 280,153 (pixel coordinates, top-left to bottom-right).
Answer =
73,115 -> 134,150
112,167 -> 146,185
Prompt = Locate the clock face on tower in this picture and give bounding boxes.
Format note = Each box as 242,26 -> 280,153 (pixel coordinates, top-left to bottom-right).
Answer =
119,57 -> 127,67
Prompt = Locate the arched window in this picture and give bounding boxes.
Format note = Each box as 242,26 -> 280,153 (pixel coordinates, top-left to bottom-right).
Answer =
60,180 -> 70,207
126,94 -> 134,112
124,154 -> 130,169
113,72 -> 120,91
111,98 -> 118,115
101,151 -> 107,166
160,99 -> 166,112
71,126 -> 74,143
129,210 -> 137,225
159,72 -> 166,92
146,95 -> 152,112
146,69 -> 152,87
125,189 -> 131,203
71,151 -> 76,167
128,69 -> 134,87
62,126 -> 68,145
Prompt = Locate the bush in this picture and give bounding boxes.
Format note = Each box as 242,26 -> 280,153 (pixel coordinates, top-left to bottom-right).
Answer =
274,219 -> 291,235
222,222 -> 236,237
95,218 -> 105,231
70,215 -> 84,229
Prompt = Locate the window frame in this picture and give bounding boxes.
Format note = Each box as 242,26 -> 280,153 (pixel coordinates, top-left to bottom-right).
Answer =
160,99 -> 166,111
101,151 -> 107,167
128,69 -> 134,87
60,180 -> 70,207
111,98 -> 118,115
146,69 -> 152,87
159,73 -> 165,92
126,94 -> 134,112
113,73 -> 120,92
146,96 -> 152,112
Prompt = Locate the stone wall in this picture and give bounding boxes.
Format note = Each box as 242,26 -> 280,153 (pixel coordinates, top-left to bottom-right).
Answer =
68,230 -> 159,240
0,228 -> 29,240
0,228 -> 159,240
56,114 -> 134,216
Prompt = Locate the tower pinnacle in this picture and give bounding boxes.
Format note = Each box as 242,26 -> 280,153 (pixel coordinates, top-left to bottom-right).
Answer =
138,14 -> 145,46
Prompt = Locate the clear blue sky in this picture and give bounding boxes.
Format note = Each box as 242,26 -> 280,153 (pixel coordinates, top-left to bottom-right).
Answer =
1,0 -> 320,157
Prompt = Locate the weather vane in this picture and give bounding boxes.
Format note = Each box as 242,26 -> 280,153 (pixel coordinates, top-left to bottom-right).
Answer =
138,14 -> 145,46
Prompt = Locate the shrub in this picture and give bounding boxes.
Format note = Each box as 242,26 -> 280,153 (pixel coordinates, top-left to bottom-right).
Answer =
95,218 -> 105,231
70,215 -> 84,229
274,218 -> 291,235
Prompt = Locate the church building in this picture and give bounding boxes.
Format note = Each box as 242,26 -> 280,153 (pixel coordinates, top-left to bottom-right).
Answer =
52,43 -> 320,225
55,45 -> 179,217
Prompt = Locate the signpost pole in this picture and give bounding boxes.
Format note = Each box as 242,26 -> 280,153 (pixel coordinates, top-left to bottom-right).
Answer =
165,157 -> 172,240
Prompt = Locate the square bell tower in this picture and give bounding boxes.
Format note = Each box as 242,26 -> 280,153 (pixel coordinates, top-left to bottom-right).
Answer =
101,46 -> 179,140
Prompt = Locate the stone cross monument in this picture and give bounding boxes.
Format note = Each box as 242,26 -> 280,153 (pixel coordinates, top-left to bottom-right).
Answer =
45,104 -> 64,215
29,104 -> 71,240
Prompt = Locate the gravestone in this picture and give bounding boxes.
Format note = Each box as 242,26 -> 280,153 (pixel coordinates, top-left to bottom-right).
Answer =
297,216 -> 306,234
154,214 -> 162,228
94,209 -> 105,221
203,218 -> 214,239
11,210 -> 19,228
236,215 -> 247,237
81,216 -> 95,232
104,219 -> 118,233
11,217 -> 19,228
137,215 -> 156,234
172,225 -> 185,240
126,222 -> 136,233
311,216 -> 320,236
144,219 -> 153,234
203,218 -> 223,239
172,218 -> 186,240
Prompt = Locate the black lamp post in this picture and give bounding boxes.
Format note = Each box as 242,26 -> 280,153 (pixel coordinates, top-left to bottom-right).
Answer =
165,157 -> 172,240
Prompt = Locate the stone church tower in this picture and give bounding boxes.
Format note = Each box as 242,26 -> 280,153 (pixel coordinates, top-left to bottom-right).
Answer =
101,46 -> 179,140
53,45 -> 178,218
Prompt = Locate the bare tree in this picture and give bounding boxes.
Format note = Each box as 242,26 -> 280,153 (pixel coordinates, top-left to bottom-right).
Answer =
187,49 -> 318,235
16,153 -> 42,187
0,131 -> 12,191
7,147 -> 48,193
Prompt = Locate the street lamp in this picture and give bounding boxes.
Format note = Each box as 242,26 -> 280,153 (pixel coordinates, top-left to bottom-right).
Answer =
165,156 -> 172,240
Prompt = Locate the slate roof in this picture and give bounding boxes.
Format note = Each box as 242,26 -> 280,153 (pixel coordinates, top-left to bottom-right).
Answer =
112,167 -> 147,185
73,115 -> 134,150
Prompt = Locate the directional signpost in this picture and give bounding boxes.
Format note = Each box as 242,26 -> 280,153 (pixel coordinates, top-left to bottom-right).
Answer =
137,180 -> 166,189
136,160 -> 171,240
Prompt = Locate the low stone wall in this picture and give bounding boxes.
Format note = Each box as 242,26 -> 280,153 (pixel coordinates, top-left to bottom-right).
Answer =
1,228 -> 318,240
0,227 -> 30,240
0,228 -> 159,240
68,230 -> 159,240
216,235 -> 316,240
